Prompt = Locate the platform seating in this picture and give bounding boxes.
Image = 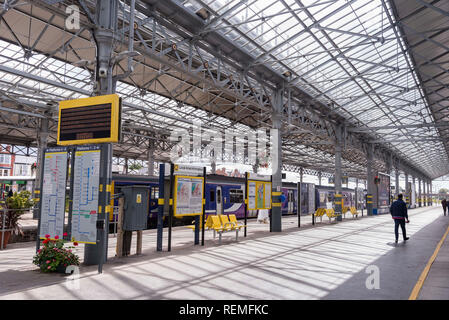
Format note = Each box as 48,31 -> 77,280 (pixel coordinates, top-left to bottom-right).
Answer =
325,208 -> 339,223
212,215 -> 239,244
314,208 -> 326,222
342,206 -> 349,218
349,207 -> 359,218
185,215 -> 205,231
228,214 -> 246,230
218,214 -> 237,231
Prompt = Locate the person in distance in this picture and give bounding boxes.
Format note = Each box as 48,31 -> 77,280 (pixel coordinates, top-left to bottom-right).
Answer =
390,193 -> 410,243
441,198 -> 447,216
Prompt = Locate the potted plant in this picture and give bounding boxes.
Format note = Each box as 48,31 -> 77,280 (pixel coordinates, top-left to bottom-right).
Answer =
0,190 -> 34,249
33,233 -> 80,273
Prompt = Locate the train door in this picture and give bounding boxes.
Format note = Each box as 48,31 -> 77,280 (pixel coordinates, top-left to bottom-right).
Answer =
288,190 -> 293,214
216,186 -> 223,215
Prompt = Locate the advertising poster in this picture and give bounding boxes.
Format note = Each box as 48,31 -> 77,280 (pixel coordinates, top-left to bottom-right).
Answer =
247,181 -> 271,210
174,176 -> 204,216
264,183 -> 271,209
256,182 -> 264,209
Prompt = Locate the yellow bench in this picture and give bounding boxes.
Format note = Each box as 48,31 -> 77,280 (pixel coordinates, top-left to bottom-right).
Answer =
349,207 -> 359,218
342,206 -> 349,218
212,215 -> 240,244
228,214 -> 246,230
185,215 -> 205,231
314,208 -> 326,223
325,208 -> 339,223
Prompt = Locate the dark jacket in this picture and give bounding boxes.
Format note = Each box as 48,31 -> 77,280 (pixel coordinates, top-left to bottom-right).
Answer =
442,199 -> 447,209
390,199 -> 408,220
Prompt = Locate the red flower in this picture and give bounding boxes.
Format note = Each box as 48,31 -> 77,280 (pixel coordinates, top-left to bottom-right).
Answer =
45,234 -> 50,239
63,232 -> 67,237
46,260 -> 50,264
73,242 -> 78,246
43,239 -> 49,244
54,235 -> 59,240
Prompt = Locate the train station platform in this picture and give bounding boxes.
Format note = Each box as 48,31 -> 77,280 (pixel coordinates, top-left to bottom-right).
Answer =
0,206 -> 448,300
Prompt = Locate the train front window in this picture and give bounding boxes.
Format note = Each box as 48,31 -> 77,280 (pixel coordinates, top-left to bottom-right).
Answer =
151,187 -> 159,199
210,190 -> 215,202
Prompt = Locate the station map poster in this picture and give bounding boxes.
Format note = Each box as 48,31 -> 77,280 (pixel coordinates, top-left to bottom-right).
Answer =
71,145 -> 101,244
39,147 -> 68,240
174,176 -> 204,216
247,181 -> 272,210
378,173 -> 391,207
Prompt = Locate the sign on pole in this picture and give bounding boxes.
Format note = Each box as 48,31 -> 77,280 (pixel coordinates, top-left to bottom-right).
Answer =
70,145 -> 101,244
57,94 -> 121,145
38,147 -> 68,240
173,164 -> 204,217
247,180 -> 272,210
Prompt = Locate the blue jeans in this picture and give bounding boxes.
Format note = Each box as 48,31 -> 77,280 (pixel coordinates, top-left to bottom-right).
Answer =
394,219 -> 406,241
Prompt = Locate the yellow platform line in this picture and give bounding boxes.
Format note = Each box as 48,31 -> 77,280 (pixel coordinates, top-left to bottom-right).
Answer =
409,224 -> 449,300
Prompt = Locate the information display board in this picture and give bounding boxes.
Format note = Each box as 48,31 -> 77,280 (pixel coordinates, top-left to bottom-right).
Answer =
173,176 -> 204,216
70,145 -> 101,244
57,94 -> 121,145
39,147 -> 68,240
247,180 -> 272,210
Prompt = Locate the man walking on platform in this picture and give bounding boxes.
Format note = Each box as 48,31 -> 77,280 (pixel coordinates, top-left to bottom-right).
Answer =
390,194 -> 410,243
442,198 -> 447,216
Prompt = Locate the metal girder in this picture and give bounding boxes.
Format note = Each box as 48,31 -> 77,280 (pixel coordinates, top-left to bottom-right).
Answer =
0,0 -> 439,182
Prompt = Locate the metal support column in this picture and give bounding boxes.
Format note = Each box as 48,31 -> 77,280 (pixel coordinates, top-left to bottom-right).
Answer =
430,180 -> 433,206
405,173 -> 409,207
84,0 -> 117,272
366,144 -> 374,216
318,171 -> 322,186
412,176 -> 416,208
423,180 -> 427,207
270,88 -> 283,232
147,144 -> 154,176
334,125 -> 343,221
395,168 -> 400,199
418,178 -> 422,207
32,116 -> 49,219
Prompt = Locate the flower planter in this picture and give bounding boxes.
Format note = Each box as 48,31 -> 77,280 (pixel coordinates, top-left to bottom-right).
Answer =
38,264 -> 69,274
56,265 -> 68,274
0,230 -> 11,249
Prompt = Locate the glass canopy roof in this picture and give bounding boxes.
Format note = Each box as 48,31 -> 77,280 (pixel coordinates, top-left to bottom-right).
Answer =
178,0 -> 448,178
0,0 -> 447,179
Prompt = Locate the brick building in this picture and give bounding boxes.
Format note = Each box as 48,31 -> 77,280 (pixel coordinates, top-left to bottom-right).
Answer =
0,145 -> 14,177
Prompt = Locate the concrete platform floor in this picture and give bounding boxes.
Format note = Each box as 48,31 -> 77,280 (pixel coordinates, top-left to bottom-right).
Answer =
0,206 -> 447,300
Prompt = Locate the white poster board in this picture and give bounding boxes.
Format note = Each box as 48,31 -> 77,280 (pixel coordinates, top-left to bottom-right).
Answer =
39,147 -> 68,240
174,176 -> 204,216
71,146 -> 101,244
